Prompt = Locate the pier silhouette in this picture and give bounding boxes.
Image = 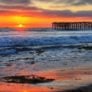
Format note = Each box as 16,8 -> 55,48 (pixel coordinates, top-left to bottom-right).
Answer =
52,22 -> 92,30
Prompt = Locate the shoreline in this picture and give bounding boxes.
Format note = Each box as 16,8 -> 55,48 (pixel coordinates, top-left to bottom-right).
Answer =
0,67 -> 92,92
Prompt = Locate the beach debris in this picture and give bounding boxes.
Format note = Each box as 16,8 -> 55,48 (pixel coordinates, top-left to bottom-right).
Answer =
1,75 -> 54,84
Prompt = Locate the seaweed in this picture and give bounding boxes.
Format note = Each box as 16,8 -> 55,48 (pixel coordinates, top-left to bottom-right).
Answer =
2,75 -> 54,84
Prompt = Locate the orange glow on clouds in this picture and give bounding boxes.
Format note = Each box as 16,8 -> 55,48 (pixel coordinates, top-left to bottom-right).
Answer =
0,0 -> 92,28
11,16 -> 29,28
11,16 -> 29,24
0,12 -> 92,28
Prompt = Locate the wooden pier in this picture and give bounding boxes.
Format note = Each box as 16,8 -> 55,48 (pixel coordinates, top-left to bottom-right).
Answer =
52,22 -> 92,30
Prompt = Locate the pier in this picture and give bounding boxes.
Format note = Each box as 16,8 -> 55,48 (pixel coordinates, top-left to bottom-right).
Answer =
52,22 -> 92,30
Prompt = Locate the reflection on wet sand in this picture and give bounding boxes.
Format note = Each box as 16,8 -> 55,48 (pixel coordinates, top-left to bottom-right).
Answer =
0,67 -> 92,92
0,83 -> 53,92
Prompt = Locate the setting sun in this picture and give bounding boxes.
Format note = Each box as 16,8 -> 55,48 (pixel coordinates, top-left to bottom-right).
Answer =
16,24 -> 26,31
10,16 -> 30,28
18,24 -> 24,28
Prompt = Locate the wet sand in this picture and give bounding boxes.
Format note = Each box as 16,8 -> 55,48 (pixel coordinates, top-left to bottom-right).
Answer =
0,67 -> 92,92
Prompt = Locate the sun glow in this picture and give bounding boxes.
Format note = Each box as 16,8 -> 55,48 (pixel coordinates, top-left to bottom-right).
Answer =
12,16 -> 28,24
10,16 -> 30,28
18,24 -> 24,28
16,24 -> 26,31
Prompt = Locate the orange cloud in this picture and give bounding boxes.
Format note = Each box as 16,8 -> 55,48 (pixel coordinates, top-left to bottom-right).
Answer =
0,7 -> 92,28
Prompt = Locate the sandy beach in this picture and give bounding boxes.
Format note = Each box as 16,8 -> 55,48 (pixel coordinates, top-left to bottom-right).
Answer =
0,67 -> 92,92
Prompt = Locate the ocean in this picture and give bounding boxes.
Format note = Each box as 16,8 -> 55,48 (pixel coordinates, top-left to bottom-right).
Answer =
0,30 -> 92,92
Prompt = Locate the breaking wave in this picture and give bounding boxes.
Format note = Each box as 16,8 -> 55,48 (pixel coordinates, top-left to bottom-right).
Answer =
0,31 -> 92,54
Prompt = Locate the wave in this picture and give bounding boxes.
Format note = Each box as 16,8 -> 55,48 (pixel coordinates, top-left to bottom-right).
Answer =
0,35 -> 92,55
0,36 -> 92,47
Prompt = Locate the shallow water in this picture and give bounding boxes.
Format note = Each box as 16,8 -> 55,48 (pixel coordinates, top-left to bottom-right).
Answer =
0,31 -> 92,92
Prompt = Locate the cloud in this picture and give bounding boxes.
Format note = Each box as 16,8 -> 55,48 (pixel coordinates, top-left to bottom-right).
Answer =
42,10 -> 92,17
0,0 -> 92,19
71,0 -> 92,5
61,0 -> 92,6
0,0 -> 31,5
0,4 -> 92,18
75,11 -> 92,16
34,0 -> 92,6
0,4 -> 40,11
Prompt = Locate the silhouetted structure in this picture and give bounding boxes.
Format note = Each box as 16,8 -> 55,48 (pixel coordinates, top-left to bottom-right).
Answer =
52,22 -> 92,30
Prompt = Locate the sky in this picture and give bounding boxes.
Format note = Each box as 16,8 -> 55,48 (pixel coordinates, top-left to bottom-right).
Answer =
0,0 -> 92,28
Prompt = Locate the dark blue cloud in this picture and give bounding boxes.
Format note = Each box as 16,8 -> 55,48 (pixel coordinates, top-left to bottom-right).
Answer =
35,0 -> 92,5
0,0 -> 92,18
0,4 -> 92,18
42,10 -> 92,17
0,0 -> 30,5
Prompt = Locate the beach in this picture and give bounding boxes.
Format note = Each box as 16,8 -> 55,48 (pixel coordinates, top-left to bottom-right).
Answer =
0,31 -> 92,92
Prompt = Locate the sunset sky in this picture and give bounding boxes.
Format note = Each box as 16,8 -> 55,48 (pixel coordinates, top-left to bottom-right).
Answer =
0,0 -> 92,28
